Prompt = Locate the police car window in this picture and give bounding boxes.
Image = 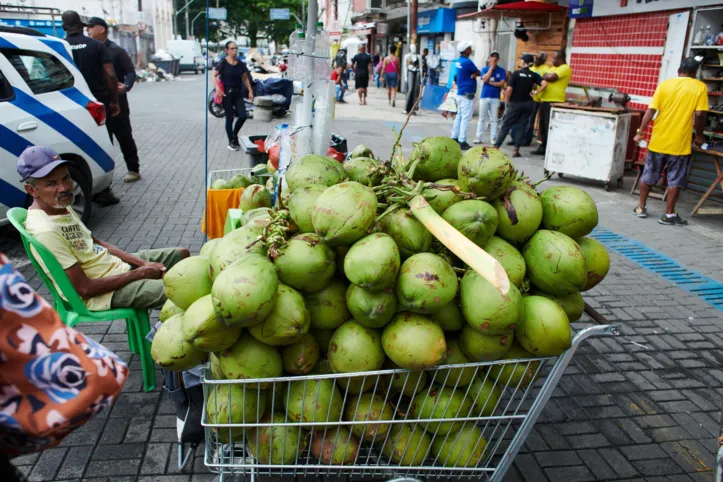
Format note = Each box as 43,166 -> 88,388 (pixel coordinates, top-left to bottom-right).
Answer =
0,68 -> 12,101
0,48 -> 74,95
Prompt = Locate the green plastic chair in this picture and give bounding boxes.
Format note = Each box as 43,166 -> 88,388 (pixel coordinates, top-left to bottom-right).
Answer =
7,208 -> 156,392
224,208 -> 243,235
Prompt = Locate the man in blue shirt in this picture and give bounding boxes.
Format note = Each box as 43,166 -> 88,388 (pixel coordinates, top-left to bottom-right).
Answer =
475,51 -> 506,145
450,41 -> 480,150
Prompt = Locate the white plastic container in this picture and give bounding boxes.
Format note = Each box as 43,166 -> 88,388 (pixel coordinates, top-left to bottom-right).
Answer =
312,80 -> 335,155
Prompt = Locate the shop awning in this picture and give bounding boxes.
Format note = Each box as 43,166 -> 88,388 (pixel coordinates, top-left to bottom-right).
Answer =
457,1 -> 566,20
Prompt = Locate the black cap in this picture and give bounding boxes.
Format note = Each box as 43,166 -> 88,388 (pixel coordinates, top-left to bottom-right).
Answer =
490,51 -> 500,58
86,17 -> 108,29
16,146 -> 69,182
521,54 -> 534,64
61,11 -> 86,30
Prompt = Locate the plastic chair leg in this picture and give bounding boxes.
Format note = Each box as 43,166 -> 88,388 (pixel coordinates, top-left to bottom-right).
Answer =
126,318 -> 139,354
134,310 -> 156,392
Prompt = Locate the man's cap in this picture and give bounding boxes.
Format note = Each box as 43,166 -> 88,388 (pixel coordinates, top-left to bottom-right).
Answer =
521,54 -> 534,64
86,17 -> 108,29
457,41 -> 473,53
17,146 -> 70,182
62,10 -> 86,29
490,51 -> 500,58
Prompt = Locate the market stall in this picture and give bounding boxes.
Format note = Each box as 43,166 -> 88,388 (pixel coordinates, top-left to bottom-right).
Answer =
689,146 -> 723,217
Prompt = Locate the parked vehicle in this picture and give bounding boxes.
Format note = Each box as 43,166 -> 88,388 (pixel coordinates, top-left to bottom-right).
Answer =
167,39 -> 205,74
208,77 -> 295,119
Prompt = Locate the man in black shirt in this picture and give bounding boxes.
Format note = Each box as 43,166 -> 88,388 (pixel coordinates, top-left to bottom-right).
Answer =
351,45 -> 372,105
494,54 -> 542,157
86,17 -> 141,183
62,10 -> 121,206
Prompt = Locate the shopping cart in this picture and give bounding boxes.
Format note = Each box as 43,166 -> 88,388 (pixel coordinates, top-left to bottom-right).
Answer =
202,306 -> 618,482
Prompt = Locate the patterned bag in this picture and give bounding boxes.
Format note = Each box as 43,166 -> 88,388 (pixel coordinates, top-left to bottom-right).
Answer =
0,253 -> 128,457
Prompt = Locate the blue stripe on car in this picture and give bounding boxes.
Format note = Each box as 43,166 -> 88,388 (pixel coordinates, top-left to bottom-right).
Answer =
0,36 -> 18,49
38,38 -> 73,64
60,86 -> 92,108
0,124 -> 32,207
10,88 -> 114,173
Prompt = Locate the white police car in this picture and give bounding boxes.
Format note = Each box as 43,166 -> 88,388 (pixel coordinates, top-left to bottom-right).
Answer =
0,26 -> 115,225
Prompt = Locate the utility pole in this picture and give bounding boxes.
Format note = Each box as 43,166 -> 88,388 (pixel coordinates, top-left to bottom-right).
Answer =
334,0 -> 338,20
410,0 -> 418,47
185,9 -> 190,38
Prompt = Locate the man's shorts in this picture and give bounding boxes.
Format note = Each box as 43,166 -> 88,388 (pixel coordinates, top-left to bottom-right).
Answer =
110,248 -> 186,311
355,75 -> 369,89
641,150 -> 689,188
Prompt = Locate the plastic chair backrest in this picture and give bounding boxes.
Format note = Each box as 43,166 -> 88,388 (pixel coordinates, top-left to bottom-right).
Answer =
7,208 -> 91,316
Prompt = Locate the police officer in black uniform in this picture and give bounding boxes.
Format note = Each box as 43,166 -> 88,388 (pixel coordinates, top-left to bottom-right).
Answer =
61,10 -> 121,206
86,17 -> 141,183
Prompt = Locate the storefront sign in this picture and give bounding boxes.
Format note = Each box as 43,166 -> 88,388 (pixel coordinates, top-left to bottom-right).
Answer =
417,8 -> 456,34
569,0 -> 594,18
377,22 -> 389,35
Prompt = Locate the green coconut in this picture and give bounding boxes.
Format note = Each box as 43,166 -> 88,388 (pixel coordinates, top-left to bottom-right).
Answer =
328,321 -> 385,373
229,173 -> 251,189
199,238 -> 221,258
493,181 -> 543,244
531,289 -> 585,322
239,184 -> 272,211
576,236 -> 610,291
182,294 -> 242,352
409,136 -> 463,181
163,256 -> 212,310
468,376 -> 502,416
540,185 -> 599,238
335,245 -> 350,278
304,279 -> 351,330
379,208 -> 433,259
344,233 -> 400,291
383,424 -> 432,466
241,207 -> 272,225
489,343 -> 540,388
422,178 -> 464,214
460,270 -> 523,335
522,230 -> 587,295
395,253 -> 458,314
208,352 -> 223,379
350,144 -> 374,158
484,236 -> 526,287
441,200 -> 498,247
439,338 -> 476,387
431,424 -> 487,467
273,233 -> 336,293
516,296 -> 572,357
382,312 -> 447,369
281,334 -> 320,375
430,301 -> 465,332
211,178 -> 231,190
383,359 -> 428,397
159,299 -> 184,323
217,334 -> 283,388
344,393 -> 394,442
310,427 -> 360,465
286,154 -> 345,192
286,378 -> 343,425
310,327 -> 334,353
247,412 -> 307,464
410,386 -> 474,434
346,285 -> 397,329
288,184 -> 326,233
206,384 -> 266,444
457,146 -> 516,199
150,313 -> 206,371
343,157 -> 383,186
212,254 -> 278,327
208,223 -> 267,280
249,284 -> 310,346
312,182 -> 378,246
459,325 -> 514,362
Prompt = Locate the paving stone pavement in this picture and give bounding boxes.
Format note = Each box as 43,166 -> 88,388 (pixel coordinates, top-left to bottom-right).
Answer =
1,76 -> 721,482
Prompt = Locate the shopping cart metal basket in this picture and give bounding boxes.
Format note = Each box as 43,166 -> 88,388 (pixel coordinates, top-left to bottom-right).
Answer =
202,306 -> 618,482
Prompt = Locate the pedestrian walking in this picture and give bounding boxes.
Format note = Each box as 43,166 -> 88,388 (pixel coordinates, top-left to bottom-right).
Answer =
494,54 -> 543,157
213,41 -> 254,151
633,57 -> 708,225
373,48 -> 381,88
450,41 -> 480,151
534,50 -> 572,155
513,52 -> 548,147
86,17 -> 141,183
475,51 -> 506,145
352,44 -> 373,105
61,10 -> 121,206
422,47 -> 429,80
382,45 -> 400,107
331,65 -> 346,103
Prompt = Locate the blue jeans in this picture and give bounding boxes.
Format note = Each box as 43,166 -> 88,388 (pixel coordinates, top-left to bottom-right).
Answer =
374,71 -> 381,88
476,97 -> 500,142
427,69 -> 439,86
336,85 -> 345,101
451,95 -> 475,143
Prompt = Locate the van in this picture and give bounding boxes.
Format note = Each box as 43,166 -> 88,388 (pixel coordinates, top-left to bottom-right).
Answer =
167,40 -> 205,74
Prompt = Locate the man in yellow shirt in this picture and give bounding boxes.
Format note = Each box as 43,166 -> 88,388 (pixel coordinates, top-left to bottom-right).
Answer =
17,146 -> 190,311
633,58 -> 707,225
533,51 -> 572,155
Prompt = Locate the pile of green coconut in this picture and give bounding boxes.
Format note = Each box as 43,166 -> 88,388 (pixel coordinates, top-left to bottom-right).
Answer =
151,138 -> 610,468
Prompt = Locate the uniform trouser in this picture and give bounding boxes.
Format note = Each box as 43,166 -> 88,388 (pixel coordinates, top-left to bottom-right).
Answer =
495,100 -> 534,149
106,95 -> 140,173
451,95 -> 475,143
538,101 -> 553,149
512,100 -> 539,147
405,70 -> 420,113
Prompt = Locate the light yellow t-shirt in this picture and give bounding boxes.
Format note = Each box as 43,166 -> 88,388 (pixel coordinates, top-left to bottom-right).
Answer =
25,207 -> 130,311
540,63 -> 572,103
530,64 -> 549,102
648,76 -> 709,156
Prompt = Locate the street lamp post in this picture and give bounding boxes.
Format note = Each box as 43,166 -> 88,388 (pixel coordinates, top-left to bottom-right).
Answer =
191,11 -> 206,39
175,0 -> 197,39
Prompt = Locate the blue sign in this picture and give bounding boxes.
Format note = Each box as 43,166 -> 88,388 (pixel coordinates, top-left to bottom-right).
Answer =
417,8 -> 456,34
208,8 -> 227,20
569,0 -> 594,18
0,18 -> 63,37
270,8 -> 290,20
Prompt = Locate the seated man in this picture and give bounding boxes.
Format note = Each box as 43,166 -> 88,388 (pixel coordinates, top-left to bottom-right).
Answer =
17,146 -> 189,312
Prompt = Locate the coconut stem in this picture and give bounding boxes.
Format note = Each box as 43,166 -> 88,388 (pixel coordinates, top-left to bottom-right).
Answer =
375,203 -> 402,224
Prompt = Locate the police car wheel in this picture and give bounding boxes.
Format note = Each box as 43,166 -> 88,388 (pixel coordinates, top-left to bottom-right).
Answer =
67,165 -> 92,224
